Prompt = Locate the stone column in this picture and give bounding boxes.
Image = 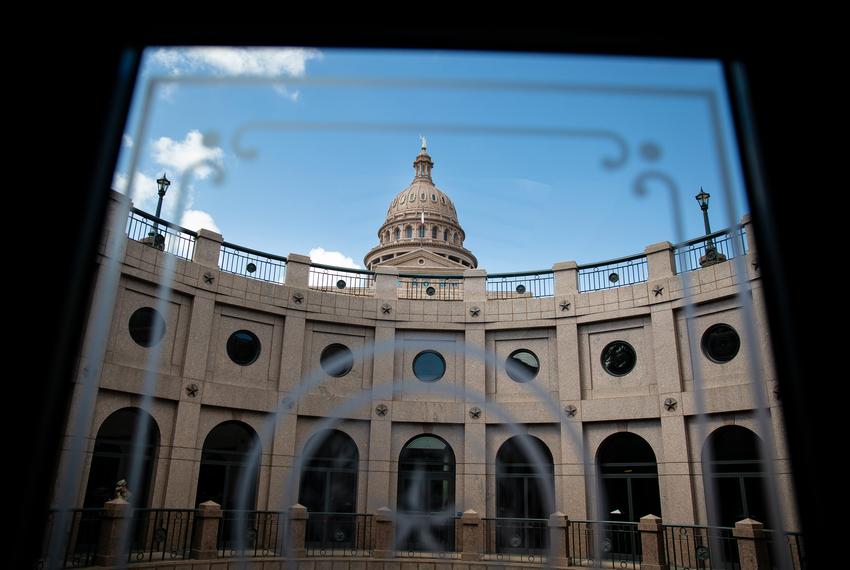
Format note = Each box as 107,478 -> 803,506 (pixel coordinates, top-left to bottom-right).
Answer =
553,261 -> 578,295
645,241 -> 676,279
192,228 -> 223,269
102,190 -> 133,259
93,498 -> 131,567
374,266 -> 399,299
284,252 -> 310,289
548,512 -> 570,567
555,315 -> 586,518
463,268 -> 487,302
373,507 -> 395,559
734,518 -> 770,570
460,509 -> 482,561
366,325 -> 395,512
190,500 -> 222,559
464,322 -> 486,514
638,515 -> 666,570
287,504 -> 308,558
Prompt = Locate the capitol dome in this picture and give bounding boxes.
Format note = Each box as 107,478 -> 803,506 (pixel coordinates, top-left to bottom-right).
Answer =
364,141 -> 477,272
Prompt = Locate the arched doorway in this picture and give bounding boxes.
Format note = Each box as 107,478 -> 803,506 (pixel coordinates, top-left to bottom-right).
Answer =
597,432 -> 661,522
495,435 -> 554,553
298,430 -> 359,548
703,426 -> 768,527
397,435 -> 456,552
195,421 -> 260,510
83,408 -> 159,508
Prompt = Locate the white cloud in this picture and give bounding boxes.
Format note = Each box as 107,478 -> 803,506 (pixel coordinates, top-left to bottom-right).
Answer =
113,171 -> 158,206
180,210 -> 220,233
122,134 -> 133,148
309,248 -> 361,269
151,130 -> 224,180
307,248 -> 364,287
273,84 -> 300,102
150,47 -> 322,77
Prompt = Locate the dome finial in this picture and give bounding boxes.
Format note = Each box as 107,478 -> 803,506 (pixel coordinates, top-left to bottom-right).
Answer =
420,134 -> 427,151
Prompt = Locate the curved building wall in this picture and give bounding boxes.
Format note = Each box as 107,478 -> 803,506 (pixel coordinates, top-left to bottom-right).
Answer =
55,191 -> 797,531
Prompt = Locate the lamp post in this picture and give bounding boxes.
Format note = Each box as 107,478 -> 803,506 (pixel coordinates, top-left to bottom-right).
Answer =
695,187 -> 726,267
149,173 -> 170,250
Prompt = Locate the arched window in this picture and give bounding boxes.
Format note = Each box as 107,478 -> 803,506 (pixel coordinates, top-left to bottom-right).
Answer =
397,435 -> 456,552
195,421 -> 260,510
419,225 -> 425,238
495,436 -> 554,554
431,226 -> 438,239
703,426 -> 768,528
83,408 -> 159,508
453,233 -> 458,244
444,230 -> 449,241
395,228 -> 400,241
405,226 -> 413,239
597,433 -> 661,523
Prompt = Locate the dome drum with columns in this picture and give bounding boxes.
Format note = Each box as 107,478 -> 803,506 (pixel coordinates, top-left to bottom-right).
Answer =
364,141 -> 477,273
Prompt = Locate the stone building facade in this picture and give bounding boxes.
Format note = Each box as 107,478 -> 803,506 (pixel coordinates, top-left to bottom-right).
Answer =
54,144 -> 798,542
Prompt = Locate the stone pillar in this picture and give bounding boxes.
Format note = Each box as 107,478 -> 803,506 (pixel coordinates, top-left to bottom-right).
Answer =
460,509 -> 482,561
555,318 -> 586,519
553,261 -> 578,296
287,504 -> 308,558
548,512 -> 569,567
741,213 -> 756,257
638,515 -> 666,570
366,326 -> 395,512
193,228 -> 223,269
102,190 -> 133,259
375,266 -> 399,299
464,324 -> 486,514
94,498 -> 131,567
645,241 -> 676,279
463,268 -> 487,302
190,500 -> 222,559
284,252 -> 310,289
373,507 -> 395,559
734,518 -> 770,570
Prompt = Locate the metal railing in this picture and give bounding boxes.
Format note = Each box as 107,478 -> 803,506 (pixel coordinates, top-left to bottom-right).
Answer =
664,524 -> 740,570
674,226 -> 749,273
309,264 -> 376,296
482,517 -> 548,563
305,513 -> 374,557
486,271 -> 554,300
393,513 -> 461,558
38,509 -> 103,568
397,274 -> 464,300
126,207 -> 197,261
568,520 -> 642,569
220,242 -> 286,284
578,254 -> 648,293
763,529 -> 808,570
217,510 -> 284,558
127,508 -> 195,563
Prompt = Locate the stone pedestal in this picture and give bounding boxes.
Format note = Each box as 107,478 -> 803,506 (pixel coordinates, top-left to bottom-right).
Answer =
460,509 -> 482,561
548,512 -> 569,567
734,518 -> 770,570
190,500 -> 222,559
638,514 -> 666,570
287,503 -> 307,558
94,498 -> 131,567
373,507 -> 395,559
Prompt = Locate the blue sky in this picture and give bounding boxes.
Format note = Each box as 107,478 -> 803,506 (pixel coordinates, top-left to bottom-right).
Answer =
114,47 -> 749,273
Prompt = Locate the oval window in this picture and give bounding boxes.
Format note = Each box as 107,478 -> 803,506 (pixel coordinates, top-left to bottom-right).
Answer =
505,349 -> 540,383
227,330 -> 261,366
701,323 -> 741,363
600,341 -> 637,376
129,307 -> 166,347
320,343 -> 354,377
413,350 -> 446,382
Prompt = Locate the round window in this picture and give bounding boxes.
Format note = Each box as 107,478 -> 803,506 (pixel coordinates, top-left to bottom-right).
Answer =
227,330 -> 261,366
413,350 -> 446,382
505,349 -> 540,383
321,344 -> 354,377
600,341 -> 637,376
702,324 -> 741,363
128,307 -> 166,347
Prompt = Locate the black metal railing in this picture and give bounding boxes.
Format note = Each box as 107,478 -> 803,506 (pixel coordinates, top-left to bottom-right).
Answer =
486,271 -> 554,300
309,264 -> 376,296
578,254 -> 648,293
220,242 -> 286,284
397,275 -> 464,300
674,226 -> 749,273
763,529 -> 807,570
482,517 -> 548,563
217,510 -> 284,558
393,513 -> 461,558
568,520 -> 641,569
38,509 -> 103,568
126,208 -> 197,261
305,513 -> 373,557
126,508 -> 195,563
664,524 -> 740,570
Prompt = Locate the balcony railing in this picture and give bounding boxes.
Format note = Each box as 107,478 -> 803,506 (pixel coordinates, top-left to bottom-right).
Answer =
393,513 -> 461,558
482,517 -> 548,563
309,264 -> 376,296
397,274 -> 464,300
217,510 -> 284,558
578,254 -> 648,293
305,513 -> 374,557
127,508 -> 195,563
663,523 -> 740,570
219,242 -> 286,284
568,520 -> 641,569
126,208 -> 196,261
486,271 -> 554,300
39,509 -> 103,569
674,225 -> 749,273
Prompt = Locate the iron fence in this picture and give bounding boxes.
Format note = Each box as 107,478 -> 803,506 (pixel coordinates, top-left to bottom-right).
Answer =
126,207 -> 197,261
220,242 -> 286,284
664,524 -> 740,570
217,510 -> 284,558
674,226 -> 749,273
578,254 -> 648,293
305,513 -> 373,557
393,513 -> 461,559
568,520 -> 641,569
309,264 -> 376,296
126,508 -> 195,563
482,517 -> 548,563
38,509 -> 103,569
763,529 -> 807,570
397,274 -> 464,300
486,271 -> 554,300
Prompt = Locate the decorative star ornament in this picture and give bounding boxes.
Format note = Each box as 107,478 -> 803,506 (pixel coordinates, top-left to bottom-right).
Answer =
203,272 -> 215,285
653,285 -> 664,297
381,303 -> 392,314
292,292 -> 304,304
470,306 -> 481,317
560,301 -> 571,312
